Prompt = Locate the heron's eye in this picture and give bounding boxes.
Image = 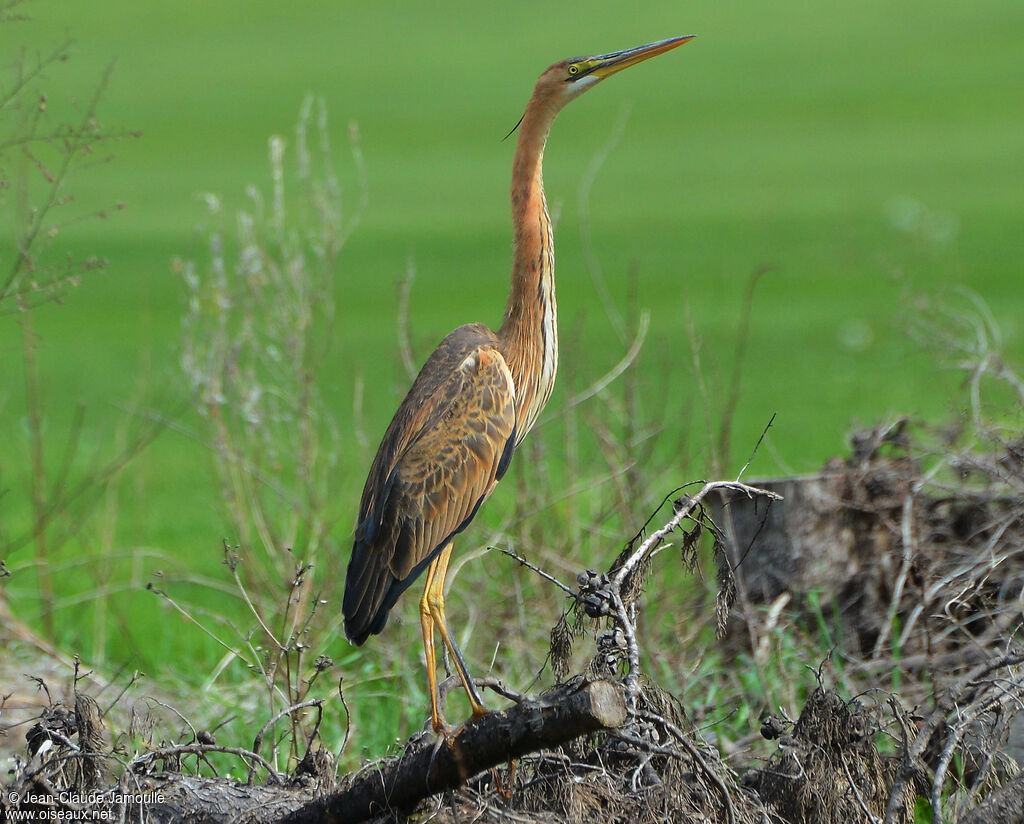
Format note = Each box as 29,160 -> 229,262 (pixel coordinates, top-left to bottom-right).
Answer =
568,64 -> 580,77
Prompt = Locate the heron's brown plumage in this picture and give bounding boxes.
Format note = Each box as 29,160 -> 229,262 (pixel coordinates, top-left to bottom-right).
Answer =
343,74 -> 567,646
343,325 -> 516,644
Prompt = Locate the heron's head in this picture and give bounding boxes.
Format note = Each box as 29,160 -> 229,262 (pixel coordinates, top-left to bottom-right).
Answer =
533,35 -> 695,109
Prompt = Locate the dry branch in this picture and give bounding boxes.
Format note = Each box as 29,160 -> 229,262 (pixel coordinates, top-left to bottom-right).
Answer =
281,679 -> 626,824
956,770 -> 1024,824
607,480 -> 781,707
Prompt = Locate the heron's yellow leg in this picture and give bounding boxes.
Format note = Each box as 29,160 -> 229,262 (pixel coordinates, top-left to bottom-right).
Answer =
425,543 -> 489,719
419,553 -> 446,734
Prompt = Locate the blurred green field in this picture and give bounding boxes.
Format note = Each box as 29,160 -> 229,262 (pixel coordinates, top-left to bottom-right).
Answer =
2,0 -> 1023,757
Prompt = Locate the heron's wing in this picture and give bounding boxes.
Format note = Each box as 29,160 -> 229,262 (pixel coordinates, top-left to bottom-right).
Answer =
343,341 -> 516,644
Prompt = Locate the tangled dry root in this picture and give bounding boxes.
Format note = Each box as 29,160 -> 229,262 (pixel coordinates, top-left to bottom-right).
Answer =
748,687 -> 919,824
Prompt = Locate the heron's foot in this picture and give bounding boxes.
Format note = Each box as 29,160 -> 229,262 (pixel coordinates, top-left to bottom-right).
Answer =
430,715 -> 456,739
428,708 -> 483,741
435,705 -> 492,748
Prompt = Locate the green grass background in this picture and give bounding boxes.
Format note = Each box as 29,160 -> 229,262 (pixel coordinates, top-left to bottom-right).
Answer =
2,0 -> 1023,754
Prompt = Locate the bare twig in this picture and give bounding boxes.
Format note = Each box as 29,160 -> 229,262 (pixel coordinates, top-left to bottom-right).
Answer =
493,546 -> 576,597
635,709 -> 738,824
840,752 -> 883,824
130,743 -> 286,784
734,412 -> 776,482
871,494 -> 917,660
249,699 -> 324,784
612,480 -> 781,591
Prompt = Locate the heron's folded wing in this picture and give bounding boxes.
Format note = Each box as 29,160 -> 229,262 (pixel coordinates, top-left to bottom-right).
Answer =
386,346 -> 516,578
343,344 -> 516,642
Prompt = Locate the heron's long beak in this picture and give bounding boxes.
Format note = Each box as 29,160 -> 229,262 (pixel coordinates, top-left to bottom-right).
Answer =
584,35 -> 695,80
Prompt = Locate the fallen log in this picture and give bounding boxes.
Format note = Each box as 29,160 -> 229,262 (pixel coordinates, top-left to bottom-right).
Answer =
281,678 -> 626,824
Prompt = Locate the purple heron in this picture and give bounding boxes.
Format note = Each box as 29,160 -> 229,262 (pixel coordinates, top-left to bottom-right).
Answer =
343,35 -> 694,733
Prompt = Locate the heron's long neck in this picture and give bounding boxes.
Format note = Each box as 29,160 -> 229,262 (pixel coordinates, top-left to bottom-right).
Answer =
499,96 -> 561,443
